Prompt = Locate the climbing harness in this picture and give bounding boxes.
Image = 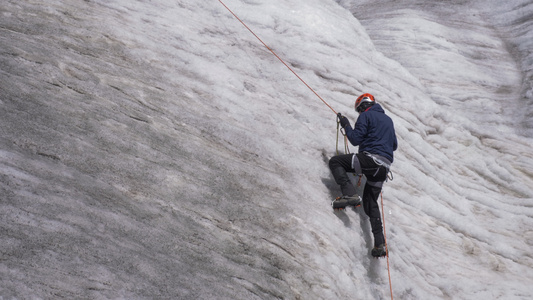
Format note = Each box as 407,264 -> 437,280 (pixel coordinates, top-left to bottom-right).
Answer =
364,151 -> 394,181
364,152 -> 391,169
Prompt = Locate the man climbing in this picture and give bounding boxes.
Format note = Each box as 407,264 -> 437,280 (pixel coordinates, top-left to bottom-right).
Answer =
329,93 -> 398,258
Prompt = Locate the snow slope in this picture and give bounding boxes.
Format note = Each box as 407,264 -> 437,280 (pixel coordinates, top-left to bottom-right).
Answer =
1,0 -> 532,299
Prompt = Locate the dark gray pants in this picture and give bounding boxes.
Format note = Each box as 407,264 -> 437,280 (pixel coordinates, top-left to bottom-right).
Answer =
329,153 -> 390,247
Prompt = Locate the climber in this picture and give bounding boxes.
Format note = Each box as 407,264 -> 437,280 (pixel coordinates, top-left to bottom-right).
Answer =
330,93 -> 398,258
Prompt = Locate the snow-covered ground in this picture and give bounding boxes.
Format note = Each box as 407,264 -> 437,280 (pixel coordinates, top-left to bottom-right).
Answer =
1,0 -> 532,299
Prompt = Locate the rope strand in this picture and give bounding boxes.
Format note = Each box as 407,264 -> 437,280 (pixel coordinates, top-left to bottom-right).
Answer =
381,192 -> 394,300
218,0 -> 337,115
336,119 -> 351,155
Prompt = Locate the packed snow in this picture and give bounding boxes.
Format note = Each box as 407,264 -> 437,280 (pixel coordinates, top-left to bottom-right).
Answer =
1,0 -> 532,299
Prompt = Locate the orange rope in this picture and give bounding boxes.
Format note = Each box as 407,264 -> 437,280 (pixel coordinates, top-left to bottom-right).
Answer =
218,0 -> 337,115
381,192 -> 394,300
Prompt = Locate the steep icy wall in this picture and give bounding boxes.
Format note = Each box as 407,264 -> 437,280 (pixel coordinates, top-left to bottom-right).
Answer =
486,0 -> 533,135
339,0 -> 533,135
337,0 -> 533,297
342,0 -> 533,289
1,0 -> 532,299
0,1 -> 380,299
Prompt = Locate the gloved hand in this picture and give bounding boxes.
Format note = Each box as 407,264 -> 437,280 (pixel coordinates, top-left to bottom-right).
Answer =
337,113 -> 351,128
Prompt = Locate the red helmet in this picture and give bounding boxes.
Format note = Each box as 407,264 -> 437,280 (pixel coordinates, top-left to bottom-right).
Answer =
355,93 -> 375,113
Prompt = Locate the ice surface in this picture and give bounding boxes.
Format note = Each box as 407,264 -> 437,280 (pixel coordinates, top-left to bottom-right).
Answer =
1,0 -> 532,299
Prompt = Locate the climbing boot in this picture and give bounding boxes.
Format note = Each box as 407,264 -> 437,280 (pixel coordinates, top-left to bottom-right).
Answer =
332,195 -> 362,210
371,244 -> 387,258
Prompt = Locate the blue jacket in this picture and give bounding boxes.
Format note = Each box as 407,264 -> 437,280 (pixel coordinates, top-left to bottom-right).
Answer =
344,103 -> 398,162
